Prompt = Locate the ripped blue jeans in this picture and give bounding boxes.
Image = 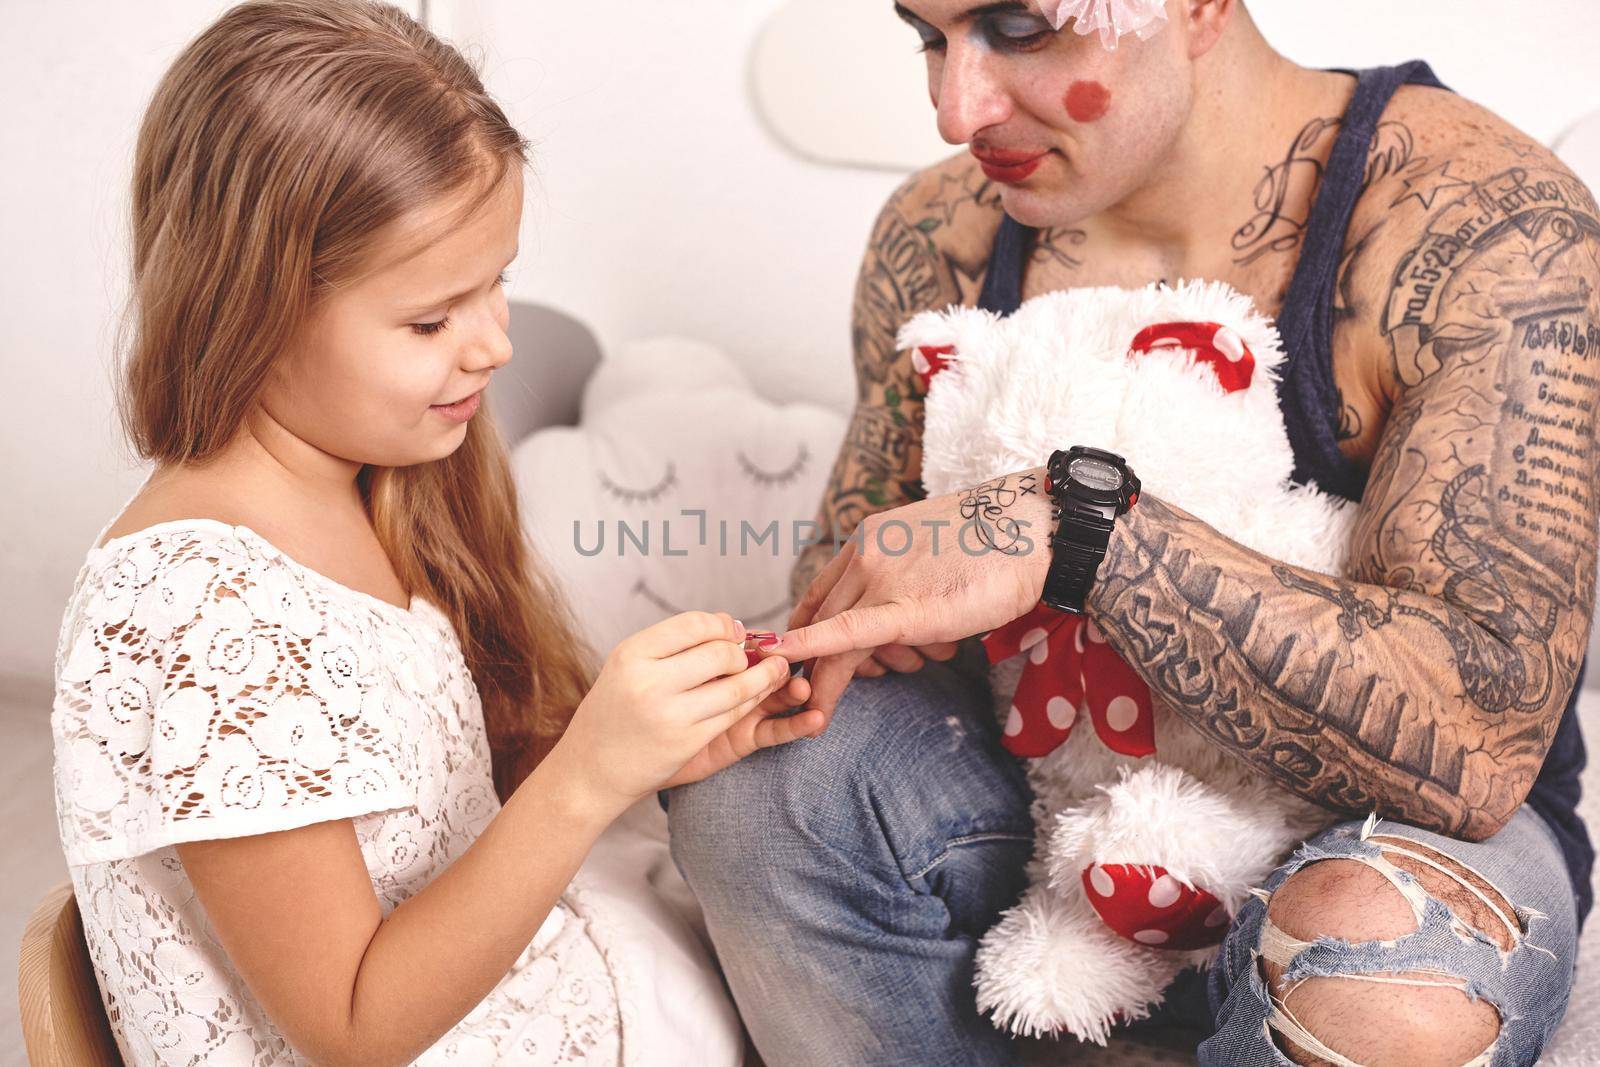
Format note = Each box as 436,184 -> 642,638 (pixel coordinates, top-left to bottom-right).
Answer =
1193,807 -> 1580,1066
667,644 -> 1582,1066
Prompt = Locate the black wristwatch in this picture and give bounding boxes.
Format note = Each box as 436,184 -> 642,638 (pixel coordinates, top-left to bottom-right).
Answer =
1040,447 -> 1141,614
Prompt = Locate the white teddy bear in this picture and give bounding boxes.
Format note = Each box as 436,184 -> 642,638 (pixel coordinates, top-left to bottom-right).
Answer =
902,280 -> 1356,1044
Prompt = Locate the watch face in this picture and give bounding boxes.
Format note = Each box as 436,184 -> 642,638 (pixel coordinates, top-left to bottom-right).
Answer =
1069,456 -> 1122,491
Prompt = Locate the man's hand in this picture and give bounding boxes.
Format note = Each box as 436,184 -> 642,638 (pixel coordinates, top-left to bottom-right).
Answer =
780,467 -> 1053,725
850,641 -> 965,677
783,160 -> 1002,698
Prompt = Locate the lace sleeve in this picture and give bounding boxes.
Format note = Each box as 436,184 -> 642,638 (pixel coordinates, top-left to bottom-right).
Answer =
53,530 -> 417,866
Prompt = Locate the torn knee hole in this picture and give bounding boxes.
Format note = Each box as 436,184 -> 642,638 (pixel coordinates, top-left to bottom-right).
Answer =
1260,966 -> 1502,1067
1264,841 -> 1523,956
1366,836 -> 1521,950
1265,857 -> 1419,947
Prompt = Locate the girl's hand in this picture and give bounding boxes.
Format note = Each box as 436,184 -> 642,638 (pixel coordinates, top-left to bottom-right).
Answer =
661,660 -> 821,788
556,612 -> 822,813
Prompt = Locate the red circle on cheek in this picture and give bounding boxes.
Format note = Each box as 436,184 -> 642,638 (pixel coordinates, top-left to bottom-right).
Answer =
1064,80 -> 1111,123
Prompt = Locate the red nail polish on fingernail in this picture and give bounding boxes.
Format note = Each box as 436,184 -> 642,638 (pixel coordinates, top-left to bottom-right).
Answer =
745,650 -> 762,668
757,635 -> 781,650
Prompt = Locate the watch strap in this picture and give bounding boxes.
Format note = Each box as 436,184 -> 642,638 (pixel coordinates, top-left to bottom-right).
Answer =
1042,498 -> 1116,614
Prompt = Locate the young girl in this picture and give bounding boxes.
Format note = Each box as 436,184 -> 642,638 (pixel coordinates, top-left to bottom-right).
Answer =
50,2 -> 821,1063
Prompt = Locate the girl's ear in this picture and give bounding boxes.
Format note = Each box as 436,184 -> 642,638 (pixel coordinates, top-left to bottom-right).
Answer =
1181,0 -> 1236,60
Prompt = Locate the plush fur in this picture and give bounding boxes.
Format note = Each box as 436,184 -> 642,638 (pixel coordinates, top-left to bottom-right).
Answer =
901,280 -> 1357,1043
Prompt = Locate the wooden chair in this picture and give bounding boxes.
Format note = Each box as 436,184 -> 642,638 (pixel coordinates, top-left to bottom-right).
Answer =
18,880 -> 122,1067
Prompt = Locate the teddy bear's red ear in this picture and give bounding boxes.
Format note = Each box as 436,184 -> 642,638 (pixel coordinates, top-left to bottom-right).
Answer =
911,345 -> 957,391
1129,322 -> 1254,393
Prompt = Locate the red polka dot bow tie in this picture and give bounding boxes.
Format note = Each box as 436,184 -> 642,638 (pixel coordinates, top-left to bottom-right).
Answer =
981,611 -> 1156,758
944,320 -> 1257,760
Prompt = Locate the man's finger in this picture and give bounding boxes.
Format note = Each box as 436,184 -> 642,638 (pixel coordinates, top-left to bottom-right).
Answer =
752,708 -> 827,748
780,600 -> 908,663
804,647 -> 875,727
873,643 -> 925,673
796,553 -> 870,652
787,539 -> 857,632
916,641 -> 962,662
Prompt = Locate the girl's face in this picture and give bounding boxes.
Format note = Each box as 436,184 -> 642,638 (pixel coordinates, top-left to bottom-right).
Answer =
897,0 -> 1192,228
260,168 -> 523,470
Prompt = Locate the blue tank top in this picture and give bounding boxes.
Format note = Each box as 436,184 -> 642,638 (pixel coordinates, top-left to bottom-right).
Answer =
976,60 -> 1592,925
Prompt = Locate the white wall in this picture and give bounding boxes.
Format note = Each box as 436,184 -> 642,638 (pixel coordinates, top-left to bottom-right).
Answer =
751,0 -> 1600,171
1252,0 -> 1599,147
0,0 -> 897,684
444,0 -> 892,413
2,1 -> 248,687
3,0 -> 1598,686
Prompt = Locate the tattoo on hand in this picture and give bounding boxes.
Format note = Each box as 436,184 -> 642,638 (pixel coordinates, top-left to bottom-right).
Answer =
959,472 -> 1039,556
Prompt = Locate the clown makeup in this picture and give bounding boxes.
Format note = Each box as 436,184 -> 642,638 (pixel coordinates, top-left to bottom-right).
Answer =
895,3 -> 1058,58
894,0 -> 1191,230
1063,79 -> 1112,123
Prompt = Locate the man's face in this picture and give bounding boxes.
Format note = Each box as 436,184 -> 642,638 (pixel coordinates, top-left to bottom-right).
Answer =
896,0 -> 1193,228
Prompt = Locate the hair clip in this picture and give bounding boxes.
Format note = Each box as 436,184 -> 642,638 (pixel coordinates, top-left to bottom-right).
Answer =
1044,0 -> 1168,50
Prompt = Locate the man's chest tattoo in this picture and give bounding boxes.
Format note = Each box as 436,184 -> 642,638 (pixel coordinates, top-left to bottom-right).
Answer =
1233,115 -> 1420,269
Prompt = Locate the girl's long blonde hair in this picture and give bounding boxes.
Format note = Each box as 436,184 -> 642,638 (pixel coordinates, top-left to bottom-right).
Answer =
118,0 -> 594,801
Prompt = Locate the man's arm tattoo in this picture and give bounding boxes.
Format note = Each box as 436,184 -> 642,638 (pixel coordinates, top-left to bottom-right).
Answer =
1094,157 -> 1600,840
792,165 -> 997,599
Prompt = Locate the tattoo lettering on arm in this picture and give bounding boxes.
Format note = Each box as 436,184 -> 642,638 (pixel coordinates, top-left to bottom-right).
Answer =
853,203 -> 945,398
1091,154 -> 1600,839
831,405 -> 921,539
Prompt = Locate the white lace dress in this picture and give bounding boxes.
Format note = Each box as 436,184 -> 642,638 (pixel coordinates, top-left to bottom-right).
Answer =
51,518 -> 742,1067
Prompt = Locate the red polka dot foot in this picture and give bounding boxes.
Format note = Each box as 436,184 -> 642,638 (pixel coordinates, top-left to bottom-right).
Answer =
1080,862 -> 1231,951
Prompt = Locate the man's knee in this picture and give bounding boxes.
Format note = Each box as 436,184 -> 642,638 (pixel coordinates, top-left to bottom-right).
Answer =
1257,838 -> 1522,1067
668,672 -> 943,882
668,660 -> 1025,904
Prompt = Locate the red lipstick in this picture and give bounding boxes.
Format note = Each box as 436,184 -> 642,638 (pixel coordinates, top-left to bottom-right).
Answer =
971,147 -> 1048,185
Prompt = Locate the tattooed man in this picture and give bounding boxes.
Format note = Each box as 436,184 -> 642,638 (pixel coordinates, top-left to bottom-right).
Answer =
669,3 -> 1598,1064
